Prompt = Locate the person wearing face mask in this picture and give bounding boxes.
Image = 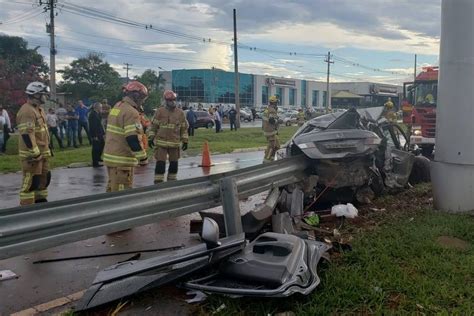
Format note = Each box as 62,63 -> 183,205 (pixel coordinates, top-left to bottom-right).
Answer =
103,81 -> 148,192
16,82 -> 52,205
148,90 -> 189,183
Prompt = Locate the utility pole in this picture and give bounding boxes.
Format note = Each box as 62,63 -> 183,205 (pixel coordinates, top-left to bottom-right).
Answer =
324,51 -> 334,111
233,8 -> 241,128
42,0 -> 57,102
123,63 -> 132,82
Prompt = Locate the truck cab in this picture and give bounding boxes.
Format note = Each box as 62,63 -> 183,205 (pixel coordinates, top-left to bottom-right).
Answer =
403,67 -> 438,157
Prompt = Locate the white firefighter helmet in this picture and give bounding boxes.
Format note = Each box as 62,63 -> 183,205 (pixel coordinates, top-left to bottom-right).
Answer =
25,82 -> 50,95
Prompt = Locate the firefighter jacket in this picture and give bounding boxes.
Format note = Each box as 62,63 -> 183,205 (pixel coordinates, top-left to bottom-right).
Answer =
297,111 -> 305,122
16,101 -> 51,160
149,106 -> 188,148
262,107 -> 279,138
103,97 -> 147,167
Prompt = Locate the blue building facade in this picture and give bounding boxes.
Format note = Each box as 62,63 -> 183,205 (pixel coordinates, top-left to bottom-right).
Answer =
170,69 -> 254,107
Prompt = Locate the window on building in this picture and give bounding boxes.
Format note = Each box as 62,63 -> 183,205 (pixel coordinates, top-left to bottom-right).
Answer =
301,80 -> 307,108
172,69 -> 254,107
262,86 -> 269,105
276,87 -> 283,105
289,88 -> 295,106
312,90 -> 319,107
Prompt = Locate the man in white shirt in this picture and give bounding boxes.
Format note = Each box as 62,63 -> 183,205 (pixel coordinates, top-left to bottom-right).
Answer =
46,108 -> 64,149
0,104 -> 11,153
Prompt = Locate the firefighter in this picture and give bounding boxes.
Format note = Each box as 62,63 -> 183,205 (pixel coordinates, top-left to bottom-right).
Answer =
17,82 -> 51,205
384,97 -> 396,121
148,90 -> 188,183
297,108 -> 305,126
103,81 -> 148,192
262,95 -> 280,163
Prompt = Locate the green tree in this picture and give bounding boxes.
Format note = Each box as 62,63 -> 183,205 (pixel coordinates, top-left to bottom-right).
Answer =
58,53 -> 121,102
0,35 -> 48,111
134,69 -> 166,115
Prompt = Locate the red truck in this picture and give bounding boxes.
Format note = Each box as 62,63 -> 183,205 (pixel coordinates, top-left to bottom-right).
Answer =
402,67 -> 438,157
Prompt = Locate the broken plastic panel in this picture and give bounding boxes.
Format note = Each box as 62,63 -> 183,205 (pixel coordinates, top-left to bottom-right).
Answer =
184,232 -> 331,297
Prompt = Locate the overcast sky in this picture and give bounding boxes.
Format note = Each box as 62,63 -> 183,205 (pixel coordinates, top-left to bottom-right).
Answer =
0,0 -> 441,84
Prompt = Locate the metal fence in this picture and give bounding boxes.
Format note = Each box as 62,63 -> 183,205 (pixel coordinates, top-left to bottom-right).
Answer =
0,156 -> 309,260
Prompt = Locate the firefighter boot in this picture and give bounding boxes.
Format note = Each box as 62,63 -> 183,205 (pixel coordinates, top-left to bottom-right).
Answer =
154,161 -> 166,184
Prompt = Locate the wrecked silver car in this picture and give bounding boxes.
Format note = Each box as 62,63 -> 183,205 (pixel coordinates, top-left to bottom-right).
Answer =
284,107 -> 430,203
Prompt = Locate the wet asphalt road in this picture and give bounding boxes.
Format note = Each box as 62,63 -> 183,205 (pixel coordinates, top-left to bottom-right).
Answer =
0,151 -> 265,314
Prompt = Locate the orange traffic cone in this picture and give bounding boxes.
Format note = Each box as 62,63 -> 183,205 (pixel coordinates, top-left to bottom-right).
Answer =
199,141 -> 213,167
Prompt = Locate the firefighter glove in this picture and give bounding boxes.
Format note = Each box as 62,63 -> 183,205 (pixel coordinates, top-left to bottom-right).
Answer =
181,142 -> 188,151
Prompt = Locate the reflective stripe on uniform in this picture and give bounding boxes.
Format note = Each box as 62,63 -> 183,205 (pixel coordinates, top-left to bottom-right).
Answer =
107,124 -> 125,135
118,184 -> 125,191
133,150 -> 147,160
109,108 -> 121,116
159,124 -> 176,129
155,139 -> 181,147
35,189 -> 48,198
21,173 -> 33,192
19,147 -> 40,158
167,173 -> 177,180
154,174 -> 165,183
103,153 -> 138,165
264,131 -> 278,137
42,149 -> 52,157
20,192 -> 35,199
124,124 -> 137,134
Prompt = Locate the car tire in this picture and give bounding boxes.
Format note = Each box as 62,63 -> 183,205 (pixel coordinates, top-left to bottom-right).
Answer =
409,155 -> 431,185
285,121 -> 291,126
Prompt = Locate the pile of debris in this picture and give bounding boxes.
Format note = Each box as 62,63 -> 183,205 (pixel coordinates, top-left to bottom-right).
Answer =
76,181 -> 361,311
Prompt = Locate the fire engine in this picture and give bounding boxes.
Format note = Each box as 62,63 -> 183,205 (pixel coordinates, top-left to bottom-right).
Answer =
402,67 -> 438,156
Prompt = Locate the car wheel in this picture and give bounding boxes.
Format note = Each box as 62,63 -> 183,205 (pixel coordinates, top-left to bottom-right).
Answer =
409,155 -> 431,185
207,122 -> 214,129
285,121 -> 291,126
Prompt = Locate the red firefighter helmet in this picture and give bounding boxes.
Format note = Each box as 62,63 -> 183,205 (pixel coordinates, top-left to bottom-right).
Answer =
163,90 -> 177,101
123,81 -> 148,97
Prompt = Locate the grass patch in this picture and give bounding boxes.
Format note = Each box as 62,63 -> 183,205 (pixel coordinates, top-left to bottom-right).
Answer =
0,126 -> 299,173
200,185 -> 474,315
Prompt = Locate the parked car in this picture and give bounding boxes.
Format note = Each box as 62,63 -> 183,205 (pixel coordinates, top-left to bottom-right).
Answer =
195,111 -> 215,128
283,107 -> 430,204
240,110 -> 252,122
283,113 -> 299,126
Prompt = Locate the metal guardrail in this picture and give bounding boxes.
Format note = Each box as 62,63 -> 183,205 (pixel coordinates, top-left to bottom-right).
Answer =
0,156 -> 310,260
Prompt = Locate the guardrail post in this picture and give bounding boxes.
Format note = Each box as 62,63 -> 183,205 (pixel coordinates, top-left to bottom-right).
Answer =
220,177 -> 243,236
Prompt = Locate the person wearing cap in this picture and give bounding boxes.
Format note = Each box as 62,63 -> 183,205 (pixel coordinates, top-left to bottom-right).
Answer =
148,90 -> 189,183
16,82 -> 52,205
103,81 -> 149,192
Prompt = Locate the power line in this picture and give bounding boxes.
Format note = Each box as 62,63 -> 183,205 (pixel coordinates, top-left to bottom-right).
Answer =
0,8 -> 43,25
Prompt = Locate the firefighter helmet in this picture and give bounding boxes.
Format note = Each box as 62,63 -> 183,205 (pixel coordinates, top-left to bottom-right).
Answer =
164,90 -> 177,101
26,82 -> 50,95
123,81 -> 149,97
269,95 -> 278,104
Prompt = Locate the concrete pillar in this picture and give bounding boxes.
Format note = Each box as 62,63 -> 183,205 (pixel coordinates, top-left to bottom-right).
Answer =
431,0 -> 474,213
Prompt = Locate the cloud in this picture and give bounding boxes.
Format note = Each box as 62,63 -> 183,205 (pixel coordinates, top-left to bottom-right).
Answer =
140,44 -> 196,54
